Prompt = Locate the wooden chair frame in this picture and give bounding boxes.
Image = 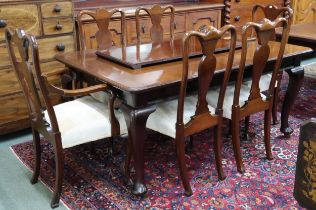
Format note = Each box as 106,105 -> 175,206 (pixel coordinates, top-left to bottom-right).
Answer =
244,4 -> 294,131
176,24 -> 237,195
77,8 -> 126,50
5,27 -> 120,208
232,15 -> 292,173
135,4 -> 175,44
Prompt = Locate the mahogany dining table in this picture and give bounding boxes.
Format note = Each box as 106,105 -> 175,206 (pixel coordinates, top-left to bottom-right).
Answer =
55,39 -> 311,196
275,23 -> 316,135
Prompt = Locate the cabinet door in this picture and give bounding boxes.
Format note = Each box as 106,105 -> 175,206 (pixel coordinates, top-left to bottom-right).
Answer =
0,4 -> 40,41
79,20 -> 122,49
187,10 -> 221,33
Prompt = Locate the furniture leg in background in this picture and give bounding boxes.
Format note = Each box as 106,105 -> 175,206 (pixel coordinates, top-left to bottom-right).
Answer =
281,66 -> 304,136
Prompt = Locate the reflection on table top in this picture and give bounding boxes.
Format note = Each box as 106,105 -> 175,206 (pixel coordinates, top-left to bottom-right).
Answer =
55,41 -> 311,93
95,38 -> 237,69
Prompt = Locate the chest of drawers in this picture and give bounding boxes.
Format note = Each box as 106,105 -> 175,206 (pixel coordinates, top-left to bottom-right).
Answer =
0,0 -> 76,134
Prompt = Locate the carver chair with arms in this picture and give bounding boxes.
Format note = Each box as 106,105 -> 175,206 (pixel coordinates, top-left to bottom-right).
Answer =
5,28 -> 127,208
207,14 -> 292,173
135,4 -> 175,44
146,25 -> 237,196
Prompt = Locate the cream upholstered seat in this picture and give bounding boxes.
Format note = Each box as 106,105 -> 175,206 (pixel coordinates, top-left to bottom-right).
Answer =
243,74 -> 272,91
207,85 -> 266,119
147,96 -> 216,138
90,91 -> 109,104
44,95 -> 127,149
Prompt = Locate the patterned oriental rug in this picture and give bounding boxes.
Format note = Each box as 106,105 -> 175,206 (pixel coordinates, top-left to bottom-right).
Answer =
11,75 -> 316,209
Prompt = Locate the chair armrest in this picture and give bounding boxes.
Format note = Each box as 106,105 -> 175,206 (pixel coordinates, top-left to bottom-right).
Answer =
42,75 -> 107,97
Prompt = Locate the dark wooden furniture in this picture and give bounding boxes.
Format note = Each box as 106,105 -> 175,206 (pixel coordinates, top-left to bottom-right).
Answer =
136,4 -> 175,44
145,25 -> 237,195
208,17 -> 291,173
77,9 -> 126,50
275,23 -> 316,135
277,23 -> 316,50
294,118 -> 316,210
244,4 -> 293,129
55,38 -> 311,196
73,1 -> 224,48
6,28 -> 126,208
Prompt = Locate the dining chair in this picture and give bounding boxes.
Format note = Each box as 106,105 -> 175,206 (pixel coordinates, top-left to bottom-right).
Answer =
244,4 -> 293,126
6,28 -> 127,208
145,25 -> 237,195
77,8 -> 126,50
207,14 -> 292,173
135,4 -> 175,44
77,8 -> 126,112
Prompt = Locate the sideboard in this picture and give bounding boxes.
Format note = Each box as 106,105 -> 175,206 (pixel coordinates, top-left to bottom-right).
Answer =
0,0 -> 76,134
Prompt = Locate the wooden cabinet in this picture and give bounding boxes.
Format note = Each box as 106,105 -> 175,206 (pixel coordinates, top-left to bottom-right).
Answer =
0,0 -> 76,135
221,0 -> 290,28
76,3 -> 224,49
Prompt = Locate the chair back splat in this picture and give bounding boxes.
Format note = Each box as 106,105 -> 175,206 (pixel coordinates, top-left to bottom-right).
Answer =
235,15 -> 292,117
136,4 -> 175,44
178,25 -> 237,138
5,28 -> 59,136
77,9 -> 126,50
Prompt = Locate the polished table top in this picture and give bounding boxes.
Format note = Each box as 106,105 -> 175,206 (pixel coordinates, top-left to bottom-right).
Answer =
95,39 -> 237,69
276,23 -> 316,49
55,41 -> 310,94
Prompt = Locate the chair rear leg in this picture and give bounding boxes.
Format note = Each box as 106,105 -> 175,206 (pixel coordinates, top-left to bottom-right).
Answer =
231,118 -> 245,173
176,135 -> 192,196
264,110 -> 273,160
214,125 -> 226,180
243,116 -> 250,141
185,136 -> 194,153
51,141 -> 64,209
124,136 -> 133,186
272,71 -> 283,125
30,128 -> 41,184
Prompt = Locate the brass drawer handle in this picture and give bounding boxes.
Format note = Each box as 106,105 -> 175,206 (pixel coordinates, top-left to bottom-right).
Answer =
234,16 -> 241,22
235,0 -> 240,2
54,4 -> 62,13
173,22 -> 177,29
0,19 -> 7,28
56,43 -> 65,51
55,21 -> 63,30
198,25 -> 209,34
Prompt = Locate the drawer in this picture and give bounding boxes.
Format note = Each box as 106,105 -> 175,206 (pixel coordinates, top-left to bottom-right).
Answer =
80,20 -> 123,49
38,35 -> 75,61
127,14 -> 184,44
0,4 -> 40,41
187,10 -> 221,32
0,92 -> 61,125
41,1 -> 73,18
230,3 -> 284,27
231,0 -> 284,6
0,44 -> 11,68
0,94 -> 29,124
0,61 -> 65,96
43,18 -> 74,35
0,67 -> 21,96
